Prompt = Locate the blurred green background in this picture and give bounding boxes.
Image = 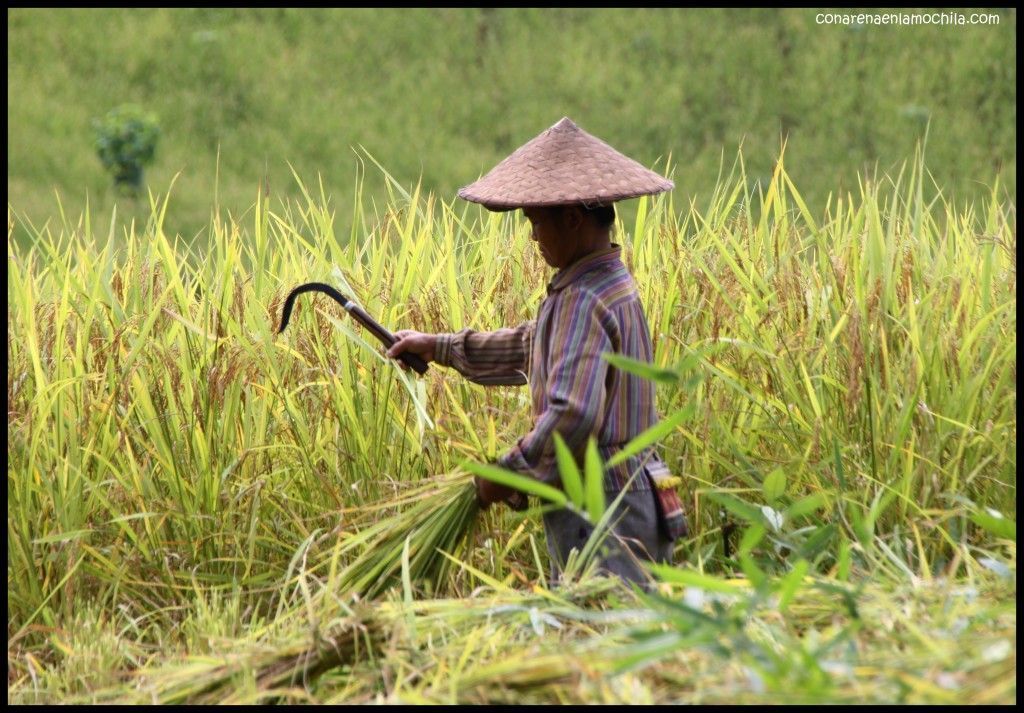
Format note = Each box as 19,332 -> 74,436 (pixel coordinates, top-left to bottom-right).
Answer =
7,8 -> 1016,246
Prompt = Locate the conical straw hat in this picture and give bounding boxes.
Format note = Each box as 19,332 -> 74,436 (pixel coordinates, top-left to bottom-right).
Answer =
458,117 -> 673,212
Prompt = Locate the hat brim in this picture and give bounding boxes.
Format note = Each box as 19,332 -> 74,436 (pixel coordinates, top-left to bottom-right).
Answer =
457,117 -> 674,212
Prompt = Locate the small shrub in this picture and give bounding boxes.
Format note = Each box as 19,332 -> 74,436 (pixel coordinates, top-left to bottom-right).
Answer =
92,104 -> 160,195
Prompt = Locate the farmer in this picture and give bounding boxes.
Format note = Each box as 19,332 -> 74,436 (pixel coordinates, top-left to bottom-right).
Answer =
386,117 -> 687,587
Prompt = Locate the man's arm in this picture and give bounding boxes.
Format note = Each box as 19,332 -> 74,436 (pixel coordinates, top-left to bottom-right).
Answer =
388,321 -> 535,386
432,321 -> 534,386
496,289 -> 615,486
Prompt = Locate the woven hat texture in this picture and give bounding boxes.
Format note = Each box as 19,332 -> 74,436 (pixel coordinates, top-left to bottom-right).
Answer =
458,117 -> 673,211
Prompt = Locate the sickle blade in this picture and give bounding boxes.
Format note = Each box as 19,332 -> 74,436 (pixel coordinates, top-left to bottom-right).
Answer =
277,282 -> 352,334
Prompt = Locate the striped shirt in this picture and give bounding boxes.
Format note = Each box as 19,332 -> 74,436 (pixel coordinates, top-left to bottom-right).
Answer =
434,243 -> 686,539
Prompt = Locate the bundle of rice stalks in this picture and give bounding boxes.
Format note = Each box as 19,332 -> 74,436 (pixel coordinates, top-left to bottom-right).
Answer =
267,470 -> 482,634
326,470 -> 481,601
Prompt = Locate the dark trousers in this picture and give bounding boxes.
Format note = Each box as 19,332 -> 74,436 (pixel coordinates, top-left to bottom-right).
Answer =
542,487 -> 675,589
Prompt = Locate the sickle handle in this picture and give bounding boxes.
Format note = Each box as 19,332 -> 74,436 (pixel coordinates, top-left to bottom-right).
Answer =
347,304 -> 430,375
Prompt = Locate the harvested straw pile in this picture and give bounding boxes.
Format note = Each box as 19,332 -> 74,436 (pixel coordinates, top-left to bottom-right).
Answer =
81,577 -> 622,704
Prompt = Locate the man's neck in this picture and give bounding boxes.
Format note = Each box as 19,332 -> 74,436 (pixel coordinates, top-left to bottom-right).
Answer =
563,233 -> 613,267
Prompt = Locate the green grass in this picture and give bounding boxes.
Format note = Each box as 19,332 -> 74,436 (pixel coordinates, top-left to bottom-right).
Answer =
7,8 -> 1017,249
6,149 -> 1016,702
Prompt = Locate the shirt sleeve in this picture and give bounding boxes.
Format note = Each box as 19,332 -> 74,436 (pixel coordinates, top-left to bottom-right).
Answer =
497,288 -> 615,485
433,320 -> 534,386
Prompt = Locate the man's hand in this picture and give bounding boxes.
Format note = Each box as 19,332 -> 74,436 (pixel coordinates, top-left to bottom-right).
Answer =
386,330 -> 437,370
474,475 -> 528,511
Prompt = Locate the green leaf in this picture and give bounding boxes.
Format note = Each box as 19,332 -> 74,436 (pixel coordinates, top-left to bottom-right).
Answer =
867,487 -> 897,532
31,529 -> 95,545
553,432 -> 584,509
577,486 -> 632,575
777,559 -> 810,612
601,352 -> 679,384
607,404 -> 694,467
461,460 -> 567,508
583,438 -> 606,522
649,563 -> 747,594
798,523 -> 836,560
673,349 -> 709,375
849,506 -> 873,549
609,632 -> 687,676
762,468 -> 786,504
784,493 -> 828,521
705,491 -> 763,524
971,510 -> 1016,542
836,539 -> 852,581
739,554 -> 767,589
738,523 -> 766,557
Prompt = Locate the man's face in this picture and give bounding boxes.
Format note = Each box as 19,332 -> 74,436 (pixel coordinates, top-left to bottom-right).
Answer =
523,206 -> 582,268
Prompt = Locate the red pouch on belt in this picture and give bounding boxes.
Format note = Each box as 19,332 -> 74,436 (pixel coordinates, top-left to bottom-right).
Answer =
644,459 -> 689,540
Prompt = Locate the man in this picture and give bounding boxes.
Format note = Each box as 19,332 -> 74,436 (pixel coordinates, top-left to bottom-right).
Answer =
386,117 -> 687,587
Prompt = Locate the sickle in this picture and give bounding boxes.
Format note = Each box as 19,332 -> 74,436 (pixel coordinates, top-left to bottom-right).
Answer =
277,282 -> 429,375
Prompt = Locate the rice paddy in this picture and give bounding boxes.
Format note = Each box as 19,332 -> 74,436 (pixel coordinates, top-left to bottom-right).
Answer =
6,153 -> 1016,703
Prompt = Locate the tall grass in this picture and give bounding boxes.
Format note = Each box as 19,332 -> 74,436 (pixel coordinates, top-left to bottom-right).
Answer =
7,152 -> 1016,702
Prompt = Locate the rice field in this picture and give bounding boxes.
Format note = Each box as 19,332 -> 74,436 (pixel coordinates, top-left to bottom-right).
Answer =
6,153 -> 1016,703
8,8 -> 1017,249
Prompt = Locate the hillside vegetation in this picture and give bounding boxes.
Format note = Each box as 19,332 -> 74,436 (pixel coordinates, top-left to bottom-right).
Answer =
7,8 -> 1017,246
